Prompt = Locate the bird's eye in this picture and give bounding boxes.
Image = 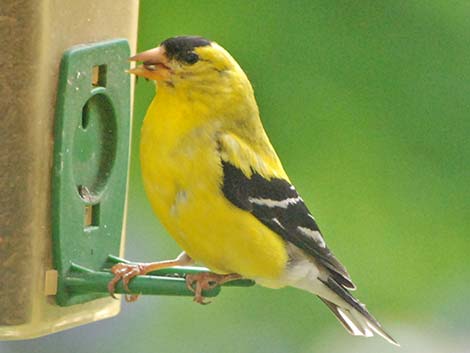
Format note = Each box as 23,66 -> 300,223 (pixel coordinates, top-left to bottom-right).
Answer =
183,52 -> 199,65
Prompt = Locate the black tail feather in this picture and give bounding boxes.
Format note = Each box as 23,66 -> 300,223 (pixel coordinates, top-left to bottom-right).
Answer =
319,277 -> 399,346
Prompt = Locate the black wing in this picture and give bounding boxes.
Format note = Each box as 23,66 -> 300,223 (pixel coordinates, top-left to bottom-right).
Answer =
221,160 -> 355,289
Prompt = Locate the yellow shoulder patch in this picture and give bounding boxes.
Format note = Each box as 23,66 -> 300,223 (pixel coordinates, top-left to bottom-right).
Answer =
218,133 -> 287,180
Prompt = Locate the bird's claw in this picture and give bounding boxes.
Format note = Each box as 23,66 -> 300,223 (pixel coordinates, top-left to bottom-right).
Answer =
124,293 -> 140,302
107,263 -> 144,301
185,272 -> 242,305
185,273 -> 218,304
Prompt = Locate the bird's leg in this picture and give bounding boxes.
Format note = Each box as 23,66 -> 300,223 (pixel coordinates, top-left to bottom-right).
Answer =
107,252 -> 193,302
185,272 -> 242,305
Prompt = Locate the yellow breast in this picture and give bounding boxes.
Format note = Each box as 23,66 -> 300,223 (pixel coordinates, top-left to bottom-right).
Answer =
139,89 -> 288,281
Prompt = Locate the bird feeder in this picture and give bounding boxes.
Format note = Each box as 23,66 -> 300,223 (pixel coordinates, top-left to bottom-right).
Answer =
0,0 -> 139,340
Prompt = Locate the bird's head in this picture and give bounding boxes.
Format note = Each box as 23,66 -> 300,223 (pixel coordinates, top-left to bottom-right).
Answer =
128,36 -> 251,95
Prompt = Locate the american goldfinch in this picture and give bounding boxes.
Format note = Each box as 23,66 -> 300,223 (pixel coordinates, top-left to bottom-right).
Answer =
109,36 -> 398,345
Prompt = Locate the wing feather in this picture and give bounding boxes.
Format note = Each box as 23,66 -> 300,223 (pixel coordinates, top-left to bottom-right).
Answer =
218,133 -> 355,289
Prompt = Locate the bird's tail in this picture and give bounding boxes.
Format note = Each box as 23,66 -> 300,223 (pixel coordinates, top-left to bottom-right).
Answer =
317,277 -> 399,346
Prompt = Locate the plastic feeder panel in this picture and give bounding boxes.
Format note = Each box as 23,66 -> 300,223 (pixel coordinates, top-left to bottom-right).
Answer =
52,39 -> 131,306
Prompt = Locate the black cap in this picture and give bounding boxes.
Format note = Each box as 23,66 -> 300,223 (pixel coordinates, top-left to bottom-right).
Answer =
161,36 -> 211,64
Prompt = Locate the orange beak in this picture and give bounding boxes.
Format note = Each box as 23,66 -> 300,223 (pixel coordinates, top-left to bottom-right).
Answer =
128,46 -> 172,81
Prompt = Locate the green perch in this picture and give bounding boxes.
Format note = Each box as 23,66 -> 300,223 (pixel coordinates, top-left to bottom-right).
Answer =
64,255 -> 255,300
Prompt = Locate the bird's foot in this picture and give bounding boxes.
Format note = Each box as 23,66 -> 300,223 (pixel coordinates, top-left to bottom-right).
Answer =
185,272 -> 242,305
107,263 -> 146,302
107,253 -> 194,302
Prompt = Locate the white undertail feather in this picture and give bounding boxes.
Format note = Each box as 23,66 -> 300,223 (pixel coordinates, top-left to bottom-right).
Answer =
285,249 -> 399,346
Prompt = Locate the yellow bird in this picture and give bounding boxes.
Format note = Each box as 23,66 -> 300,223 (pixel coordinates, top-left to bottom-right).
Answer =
109,36 -> 398,345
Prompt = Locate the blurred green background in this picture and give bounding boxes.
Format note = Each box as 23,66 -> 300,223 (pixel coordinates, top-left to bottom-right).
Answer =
3,0 -> 470,352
